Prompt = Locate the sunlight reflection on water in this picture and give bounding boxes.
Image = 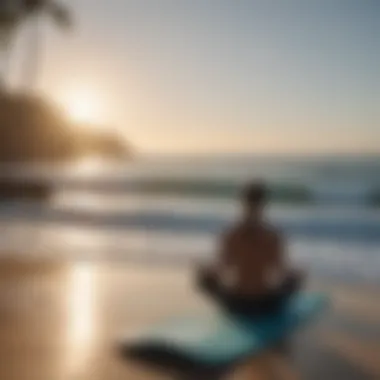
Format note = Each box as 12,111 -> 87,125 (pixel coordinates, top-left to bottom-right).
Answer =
64,263 -> 97,378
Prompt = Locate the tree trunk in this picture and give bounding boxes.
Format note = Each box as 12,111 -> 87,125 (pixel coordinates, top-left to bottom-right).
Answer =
0,28 -> 14,89
0,47 -> 9,88
23,14 -> 41,91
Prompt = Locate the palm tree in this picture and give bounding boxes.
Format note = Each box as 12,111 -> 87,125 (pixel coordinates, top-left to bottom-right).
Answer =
0,0 -> 72,89
21,0 -> 72,89
0,1 -> 22,87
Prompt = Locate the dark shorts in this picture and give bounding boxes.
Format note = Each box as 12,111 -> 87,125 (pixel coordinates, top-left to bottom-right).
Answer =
196,268 -> 301,316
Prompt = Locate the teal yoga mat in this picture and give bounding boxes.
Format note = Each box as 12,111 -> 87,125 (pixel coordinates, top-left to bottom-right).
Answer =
122,293 -> 328,369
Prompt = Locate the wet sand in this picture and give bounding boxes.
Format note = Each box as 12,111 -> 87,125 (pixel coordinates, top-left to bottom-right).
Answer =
0,258 -> 378,380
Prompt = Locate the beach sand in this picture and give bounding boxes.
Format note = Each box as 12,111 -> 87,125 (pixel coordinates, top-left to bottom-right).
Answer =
0,257 -> 378,380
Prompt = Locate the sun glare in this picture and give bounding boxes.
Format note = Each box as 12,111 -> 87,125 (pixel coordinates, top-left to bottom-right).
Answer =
60,89 -> 103,125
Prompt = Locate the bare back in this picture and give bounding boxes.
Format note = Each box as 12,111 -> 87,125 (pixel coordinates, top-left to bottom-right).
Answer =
220,223 -> 284,297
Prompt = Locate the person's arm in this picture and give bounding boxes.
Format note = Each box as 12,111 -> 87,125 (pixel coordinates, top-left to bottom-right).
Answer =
268,231 -> 289,286
216,230 -> 237,287
275,232 -> 288,273
272,231 -> 306,289
219,231 -> 234,267
197,229 -> 233,274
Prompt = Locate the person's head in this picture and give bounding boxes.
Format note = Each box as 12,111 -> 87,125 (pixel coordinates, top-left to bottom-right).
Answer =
241,181 -> 268,221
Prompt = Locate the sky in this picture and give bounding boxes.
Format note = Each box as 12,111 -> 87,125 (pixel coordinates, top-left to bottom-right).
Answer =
14,0 -> 380,155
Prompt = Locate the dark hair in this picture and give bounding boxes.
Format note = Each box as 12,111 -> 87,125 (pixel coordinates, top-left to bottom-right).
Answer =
242,181 -> 267,205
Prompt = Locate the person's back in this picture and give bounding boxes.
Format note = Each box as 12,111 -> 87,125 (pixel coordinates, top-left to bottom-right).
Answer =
223,222 -> 283,297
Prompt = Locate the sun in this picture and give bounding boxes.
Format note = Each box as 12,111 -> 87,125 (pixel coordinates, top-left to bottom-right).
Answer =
68,96 -> 96,123
60,89 -> 103,125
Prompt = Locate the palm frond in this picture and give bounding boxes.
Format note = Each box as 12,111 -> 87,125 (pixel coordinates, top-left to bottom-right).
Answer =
17,0 -> 72,28
22,0 -> 45,14
47,1 -> 72,29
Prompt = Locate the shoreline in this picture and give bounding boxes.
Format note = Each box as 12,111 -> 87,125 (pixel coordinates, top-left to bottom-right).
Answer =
0,252 -> 378,289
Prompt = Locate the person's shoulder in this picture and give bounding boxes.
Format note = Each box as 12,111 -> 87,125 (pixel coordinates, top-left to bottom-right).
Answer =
222,223 -> 242,241
262,222 -> 283,241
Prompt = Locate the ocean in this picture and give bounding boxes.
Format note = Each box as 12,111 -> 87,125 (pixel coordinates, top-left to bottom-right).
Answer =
1,155 -> 379,283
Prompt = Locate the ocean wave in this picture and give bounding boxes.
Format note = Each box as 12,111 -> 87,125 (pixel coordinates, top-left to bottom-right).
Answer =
59,179 -> 311,202
370,189 -> 380,207
1,202 -> 380,242
58,178 -> 380,206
